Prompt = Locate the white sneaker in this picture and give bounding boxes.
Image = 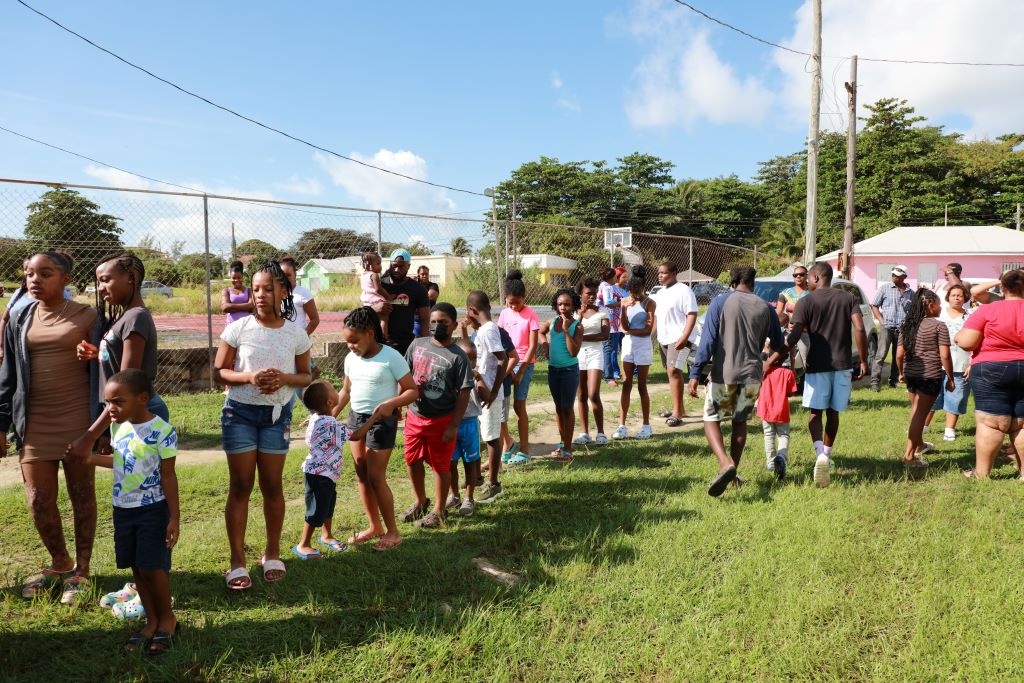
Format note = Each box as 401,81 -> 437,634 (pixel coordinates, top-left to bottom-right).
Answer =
943,428 -> 956,442
635,425 -> 654,440
594,433 -> 608,445
572,432 -> 592,446
611,425 -> 629,439
916,441 -> 935,456
814,454 -> 831,488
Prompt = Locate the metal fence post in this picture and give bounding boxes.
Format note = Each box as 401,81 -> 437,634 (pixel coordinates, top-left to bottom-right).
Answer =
688,237 -> 694,280
376,210 -> 383,255
203,194 -> 214,390
754,244 -> 758,269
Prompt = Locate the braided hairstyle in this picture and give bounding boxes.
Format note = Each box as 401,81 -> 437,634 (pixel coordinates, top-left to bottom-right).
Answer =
628,264 -> 647,297
900,287 -> 939,362
256,260 -> 295,321
344,305 -> 384,344
94,252 -> 145,330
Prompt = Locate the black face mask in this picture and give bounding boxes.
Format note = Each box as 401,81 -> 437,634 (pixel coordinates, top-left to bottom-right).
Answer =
430,321 -> 449,341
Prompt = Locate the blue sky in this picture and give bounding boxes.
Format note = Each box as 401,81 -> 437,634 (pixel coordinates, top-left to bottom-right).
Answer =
1,0 -> 1020,220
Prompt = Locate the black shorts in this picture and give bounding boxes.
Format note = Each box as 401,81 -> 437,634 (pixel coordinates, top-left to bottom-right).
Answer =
346,411 -> 399,450
304,473 -> 337,527
906,376 -> 943,396
113,501 -> 171,572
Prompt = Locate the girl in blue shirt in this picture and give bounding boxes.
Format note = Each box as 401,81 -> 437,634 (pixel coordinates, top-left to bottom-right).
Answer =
540,289 -> 583,461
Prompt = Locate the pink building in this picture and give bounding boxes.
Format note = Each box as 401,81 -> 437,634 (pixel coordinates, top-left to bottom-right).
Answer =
820,225 -> 1024,301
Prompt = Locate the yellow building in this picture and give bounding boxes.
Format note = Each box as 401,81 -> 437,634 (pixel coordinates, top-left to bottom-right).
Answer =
519,254 -> 578,287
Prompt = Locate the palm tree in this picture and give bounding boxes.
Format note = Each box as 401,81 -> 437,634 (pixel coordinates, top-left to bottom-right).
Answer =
759,207 -> 805,262
449,236 -> 472,257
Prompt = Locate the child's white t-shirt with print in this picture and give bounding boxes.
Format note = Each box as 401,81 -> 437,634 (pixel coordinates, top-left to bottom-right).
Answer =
221,316 -> 312,406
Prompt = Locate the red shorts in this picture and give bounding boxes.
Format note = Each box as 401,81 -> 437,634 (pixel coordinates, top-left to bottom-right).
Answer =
403,411 -> 456,474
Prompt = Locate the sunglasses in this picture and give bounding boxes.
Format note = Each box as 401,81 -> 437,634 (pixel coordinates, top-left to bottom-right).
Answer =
793,272 -> 807,277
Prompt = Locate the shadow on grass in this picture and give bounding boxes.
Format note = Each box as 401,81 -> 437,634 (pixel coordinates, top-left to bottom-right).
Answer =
0,463 -> 701,680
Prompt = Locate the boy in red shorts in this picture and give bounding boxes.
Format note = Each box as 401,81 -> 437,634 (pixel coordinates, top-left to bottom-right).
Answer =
400,302 -> 473,529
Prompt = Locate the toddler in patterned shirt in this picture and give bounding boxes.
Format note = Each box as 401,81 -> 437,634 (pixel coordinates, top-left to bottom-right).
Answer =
293,380 -> 368,558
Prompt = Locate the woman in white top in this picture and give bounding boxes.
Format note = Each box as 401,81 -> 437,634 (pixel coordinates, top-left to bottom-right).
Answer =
215,261 -> 312,590
573,278 -> 610,445
924,283 -> 971,441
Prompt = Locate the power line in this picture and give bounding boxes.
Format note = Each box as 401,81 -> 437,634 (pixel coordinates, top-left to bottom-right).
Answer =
14,0 -> 487,197
670,0 -> 1024,68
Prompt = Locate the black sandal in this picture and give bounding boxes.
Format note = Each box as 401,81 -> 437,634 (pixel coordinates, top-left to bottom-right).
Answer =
708,466 -> 737,497
145,624 -> 179,656
125,630 -> 150,653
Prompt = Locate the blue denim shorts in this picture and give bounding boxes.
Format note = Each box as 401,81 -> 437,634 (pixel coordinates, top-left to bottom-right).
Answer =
931,372 -> 970,415
548,364 -> 580,409
970,361 -> 1024,419
221,398 -> 294,455
512,363 -> 535,402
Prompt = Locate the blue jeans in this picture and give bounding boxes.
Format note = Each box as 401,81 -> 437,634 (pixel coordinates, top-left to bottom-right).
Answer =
603,331 -> 623,380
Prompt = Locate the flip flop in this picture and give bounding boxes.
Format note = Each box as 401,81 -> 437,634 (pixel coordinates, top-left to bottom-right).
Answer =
708,466 -> 737,497
290,546 -> 322,560
261,556 -> 286,582
318,539 -> 349,552
346,530 -> 382,545
373,536 -> 403,552
224,567 -> 252,590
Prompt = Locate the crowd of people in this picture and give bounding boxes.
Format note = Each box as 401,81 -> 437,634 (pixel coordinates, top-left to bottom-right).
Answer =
3,247 -> 1023,655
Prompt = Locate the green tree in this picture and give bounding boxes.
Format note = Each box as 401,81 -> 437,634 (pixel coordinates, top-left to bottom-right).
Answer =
178,252 -> 224,280
290,228 -> 377,264
449,236 -> 472,256
236,238 -> 282,275
24,187 -> 123,287
694,175 -> 766,242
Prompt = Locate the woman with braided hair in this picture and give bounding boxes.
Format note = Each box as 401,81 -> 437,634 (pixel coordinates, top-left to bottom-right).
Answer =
896,288 -> 954,470
69,253 -> 170,463
215,260 -> 312,588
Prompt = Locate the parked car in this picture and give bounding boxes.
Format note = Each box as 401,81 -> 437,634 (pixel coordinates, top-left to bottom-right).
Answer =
140,280 -> 173,298
691,281 -> 731,305
753,276 -> 879,366
689,277 -> 880,371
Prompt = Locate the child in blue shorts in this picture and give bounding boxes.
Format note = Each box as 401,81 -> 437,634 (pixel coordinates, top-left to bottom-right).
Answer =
448,338 -> 486,517
71,369 -> 179,655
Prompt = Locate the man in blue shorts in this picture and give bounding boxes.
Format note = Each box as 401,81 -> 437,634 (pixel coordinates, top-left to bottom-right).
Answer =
772,262 -> 868,488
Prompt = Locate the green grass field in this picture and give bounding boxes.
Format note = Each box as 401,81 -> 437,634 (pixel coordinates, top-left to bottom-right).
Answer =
3,384 -> 1024,681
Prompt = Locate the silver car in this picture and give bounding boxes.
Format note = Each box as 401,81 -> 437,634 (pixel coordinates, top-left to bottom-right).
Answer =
140,280 -> 173,298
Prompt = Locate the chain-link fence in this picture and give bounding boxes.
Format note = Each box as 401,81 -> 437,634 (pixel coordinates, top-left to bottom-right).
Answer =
0,178 -> 786,395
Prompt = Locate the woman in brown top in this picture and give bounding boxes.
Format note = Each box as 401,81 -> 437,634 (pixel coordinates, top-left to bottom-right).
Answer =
0,252 -> 97,604
896,288 -> 954,470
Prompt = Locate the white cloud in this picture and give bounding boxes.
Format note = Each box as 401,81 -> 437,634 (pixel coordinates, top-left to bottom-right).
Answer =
313,149 -> 457,214
550,71 -> 564,89
275,175 -> 322,196
83,164 -> 152,191
556,95 -> 582,113
774,0 -> 1024,136
622,1 -> 774,129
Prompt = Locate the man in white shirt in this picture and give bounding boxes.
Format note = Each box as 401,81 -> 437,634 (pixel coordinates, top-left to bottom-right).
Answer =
652,262 -> 698,426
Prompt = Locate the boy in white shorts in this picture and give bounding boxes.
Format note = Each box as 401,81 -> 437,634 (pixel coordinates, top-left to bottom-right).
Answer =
461,291 -> 508,495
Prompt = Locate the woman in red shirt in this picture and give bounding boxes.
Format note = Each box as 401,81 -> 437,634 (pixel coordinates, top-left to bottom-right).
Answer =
955,270 -> 1024,478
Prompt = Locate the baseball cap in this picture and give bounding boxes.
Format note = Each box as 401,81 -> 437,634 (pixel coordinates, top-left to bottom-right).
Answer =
389,248 -> 412,262
891,265 -> 908,276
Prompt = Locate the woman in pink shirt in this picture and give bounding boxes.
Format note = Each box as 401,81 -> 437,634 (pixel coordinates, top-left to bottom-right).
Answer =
955,270 -> 1024,478
498,270 -> 538,465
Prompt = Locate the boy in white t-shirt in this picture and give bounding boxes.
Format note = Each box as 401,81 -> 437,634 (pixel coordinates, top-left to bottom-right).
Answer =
652,263 -> 698,425
460,291 -> 508,500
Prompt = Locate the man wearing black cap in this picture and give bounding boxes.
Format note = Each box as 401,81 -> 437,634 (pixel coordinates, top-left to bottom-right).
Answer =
373,249 -> 429,356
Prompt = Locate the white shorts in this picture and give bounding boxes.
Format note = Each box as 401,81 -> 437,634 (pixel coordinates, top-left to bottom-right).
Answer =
480,399 -> 502,443
621,335 -> 653,366
577,344 -> 605,372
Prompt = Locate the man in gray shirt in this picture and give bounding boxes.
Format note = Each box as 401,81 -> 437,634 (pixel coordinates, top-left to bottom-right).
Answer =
688,267 -> 785,497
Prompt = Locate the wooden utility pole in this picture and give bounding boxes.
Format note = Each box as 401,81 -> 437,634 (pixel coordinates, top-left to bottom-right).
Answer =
841,55 -> 857,280
803,0 -> 822,268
